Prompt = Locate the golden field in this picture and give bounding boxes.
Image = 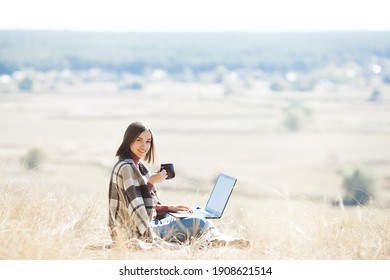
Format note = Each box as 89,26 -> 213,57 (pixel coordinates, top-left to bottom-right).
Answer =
1,80 -> 390,259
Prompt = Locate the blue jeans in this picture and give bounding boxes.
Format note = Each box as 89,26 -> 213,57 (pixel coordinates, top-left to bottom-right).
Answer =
151,215 -> 211,243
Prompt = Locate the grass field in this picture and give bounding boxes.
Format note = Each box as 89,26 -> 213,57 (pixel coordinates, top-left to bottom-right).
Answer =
1,80 -> 390,259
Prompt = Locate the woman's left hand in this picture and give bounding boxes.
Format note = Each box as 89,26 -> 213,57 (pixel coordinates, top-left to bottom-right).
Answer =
168,205 -> 193,213
148,169 -> 167,185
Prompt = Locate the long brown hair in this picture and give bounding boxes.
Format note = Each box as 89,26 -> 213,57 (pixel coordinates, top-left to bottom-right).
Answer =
116,121 -> 156,163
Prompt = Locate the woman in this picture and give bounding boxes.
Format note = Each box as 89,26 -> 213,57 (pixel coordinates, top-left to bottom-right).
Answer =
108,121 -> 250,248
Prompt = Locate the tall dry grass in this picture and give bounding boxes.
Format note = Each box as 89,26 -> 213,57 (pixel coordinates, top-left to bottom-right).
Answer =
1,183 -> 390,260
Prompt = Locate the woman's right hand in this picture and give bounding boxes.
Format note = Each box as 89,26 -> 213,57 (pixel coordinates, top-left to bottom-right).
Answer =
148,169 -> 167,185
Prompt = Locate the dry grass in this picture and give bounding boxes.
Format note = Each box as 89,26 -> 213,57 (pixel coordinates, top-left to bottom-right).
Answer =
1,183 -> 390,260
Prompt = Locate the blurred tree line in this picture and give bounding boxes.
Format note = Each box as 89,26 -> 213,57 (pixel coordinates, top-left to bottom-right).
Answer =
1,30 -> 390,79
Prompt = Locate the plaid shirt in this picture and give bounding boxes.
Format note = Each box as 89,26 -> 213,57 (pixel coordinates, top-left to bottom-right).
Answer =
108,159 -> 157,242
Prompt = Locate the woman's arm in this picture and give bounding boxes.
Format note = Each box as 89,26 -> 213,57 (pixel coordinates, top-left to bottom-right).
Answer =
155,205 -> 193,213
148,169 -> 167,185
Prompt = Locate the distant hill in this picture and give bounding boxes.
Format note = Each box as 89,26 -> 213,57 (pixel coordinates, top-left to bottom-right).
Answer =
1,30 -> 390,75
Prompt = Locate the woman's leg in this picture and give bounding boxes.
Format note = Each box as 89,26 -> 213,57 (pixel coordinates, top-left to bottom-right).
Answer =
151,215 -> 211,243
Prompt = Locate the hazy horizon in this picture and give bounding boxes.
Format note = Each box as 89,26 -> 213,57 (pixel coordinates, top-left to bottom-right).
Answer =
1,0 -> 390,33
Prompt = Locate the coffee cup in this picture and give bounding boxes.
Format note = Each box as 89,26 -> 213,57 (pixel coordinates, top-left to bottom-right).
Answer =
160,163 -> 175,179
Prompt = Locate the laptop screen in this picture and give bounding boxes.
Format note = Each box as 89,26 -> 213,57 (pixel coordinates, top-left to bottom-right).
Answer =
205,173 -> 237,217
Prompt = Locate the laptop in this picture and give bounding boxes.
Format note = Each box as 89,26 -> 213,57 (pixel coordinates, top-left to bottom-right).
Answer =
168,173 -> 237,219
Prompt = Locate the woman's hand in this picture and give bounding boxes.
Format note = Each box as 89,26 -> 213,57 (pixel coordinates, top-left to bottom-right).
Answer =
148,169 -> 167,185
168,205 -> 193,213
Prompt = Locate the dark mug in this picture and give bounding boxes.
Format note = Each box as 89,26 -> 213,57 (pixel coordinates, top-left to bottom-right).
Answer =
160,163 -> 175,179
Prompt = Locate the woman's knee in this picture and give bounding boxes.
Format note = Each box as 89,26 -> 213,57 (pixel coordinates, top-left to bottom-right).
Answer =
182,217 -> 210,235
159,217 -> 211,243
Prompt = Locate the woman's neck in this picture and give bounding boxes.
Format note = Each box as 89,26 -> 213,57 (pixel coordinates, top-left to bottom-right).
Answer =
130,151 -> 141,165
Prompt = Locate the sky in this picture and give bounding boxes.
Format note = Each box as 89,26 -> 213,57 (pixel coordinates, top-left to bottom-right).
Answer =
0,0 -> 389,32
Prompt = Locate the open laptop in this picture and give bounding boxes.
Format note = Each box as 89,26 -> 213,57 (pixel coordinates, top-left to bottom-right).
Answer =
168,173 -> 237,219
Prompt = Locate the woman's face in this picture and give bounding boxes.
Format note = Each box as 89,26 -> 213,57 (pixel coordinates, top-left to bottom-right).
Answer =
130,130 -> 152,159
